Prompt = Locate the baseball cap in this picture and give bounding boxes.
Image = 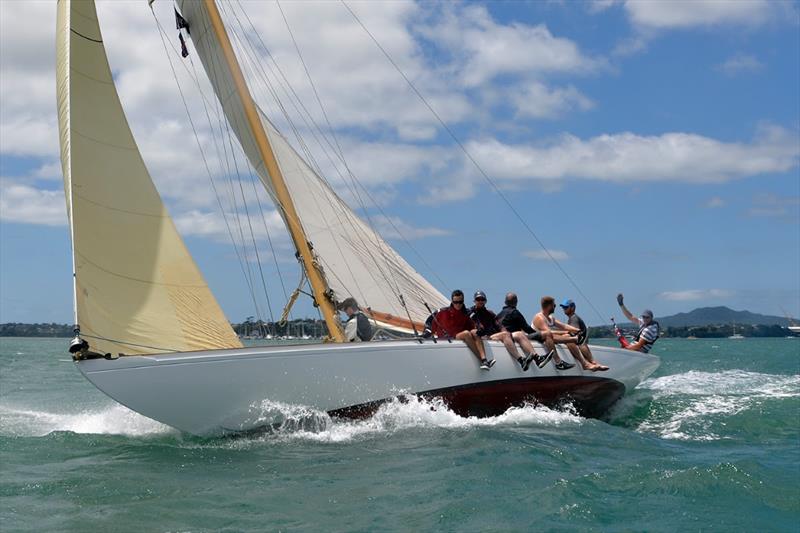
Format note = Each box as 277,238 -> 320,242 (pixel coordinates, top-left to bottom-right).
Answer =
474,290 -> 487,300
642,309 -> 654,319
560,299 -> 575,309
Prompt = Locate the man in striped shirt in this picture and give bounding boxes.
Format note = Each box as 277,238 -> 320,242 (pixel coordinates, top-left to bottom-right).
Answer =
616,293 -> 660,353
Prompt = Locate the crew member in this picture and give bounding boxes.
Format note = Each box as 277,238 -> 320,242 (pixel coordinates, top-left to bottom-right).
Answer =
424,290 -> 495,370
532,296 -> 577,370
469,291 -> 535,371
339,297 -> 373,342
496,292 -> 547,370
559,299 -> 608,371
615,293 -> 659,353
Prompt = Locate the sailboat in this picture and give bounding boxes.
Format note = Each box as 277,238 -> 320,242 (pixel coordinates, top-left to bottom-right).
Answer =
729,323 -> 745,339
57,0 -> 659,436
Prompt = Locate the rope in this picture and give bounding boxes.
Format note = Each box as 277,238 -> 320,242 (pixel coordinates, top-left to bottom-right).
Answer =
340,0 -> 608,325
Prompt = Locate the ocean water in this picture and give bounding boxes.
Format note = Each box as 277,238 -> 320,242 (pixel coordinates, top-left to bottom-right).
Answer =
1,337 -> 798,532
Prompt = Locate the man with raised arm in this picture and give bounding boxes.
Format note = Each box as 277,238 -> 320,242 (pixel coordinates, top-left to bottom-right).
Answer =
469,291 -> 536,371
424,290 -> 495,371
496,292 -> 548,370
615,293 -> 660,353
559,299 -> 608,371
531,296 -> 577,370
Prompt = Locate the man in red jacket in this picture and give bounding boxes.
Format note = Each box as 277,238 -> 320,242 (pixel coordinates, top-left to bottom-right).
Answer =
424,290 -> 495,370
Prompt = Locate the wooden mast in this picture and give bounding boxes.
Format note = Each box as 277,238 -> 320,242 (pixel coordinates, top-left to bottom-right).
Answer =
202,0 -> 344,342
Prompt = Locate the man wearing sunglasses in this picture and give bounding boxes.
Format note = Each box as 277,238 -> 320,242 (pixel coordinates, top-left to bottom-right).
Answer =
470,291 -> 539,371
424,289 -> 495,370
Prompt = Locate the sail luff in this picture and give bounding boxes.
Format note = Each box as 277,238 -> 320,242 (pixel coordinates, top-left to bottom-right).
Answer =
201,0 -> 345,342
56,1 -> 78,330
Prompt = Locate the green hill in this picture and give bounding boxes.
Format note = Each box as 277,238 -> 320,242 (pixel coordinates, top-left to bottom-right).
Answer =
656,306 -> 791,327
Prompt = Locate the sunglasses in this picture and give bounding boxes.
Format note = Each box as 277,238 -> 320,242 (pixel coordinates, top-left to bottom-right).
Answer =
452,300 -> 464,305
474,298 -> 486,302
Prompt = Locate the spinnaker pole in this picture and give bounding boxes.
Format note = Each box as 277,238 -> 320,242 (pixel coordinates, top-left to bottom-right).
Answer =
202,0 -> 344,341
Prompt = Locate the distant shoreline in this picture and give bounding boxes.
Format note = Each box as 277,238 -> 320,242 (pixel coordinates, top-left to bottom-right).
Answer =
2,322 -> 796,339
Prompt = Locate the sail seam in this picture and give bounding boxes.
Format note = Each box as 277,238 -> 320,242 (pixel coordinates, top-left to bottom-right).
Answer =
76,252 -> 211,288
70,65 -> 114,86
71,128 -> 137,152
70,28 -> 102,44
73,192 -> 167,219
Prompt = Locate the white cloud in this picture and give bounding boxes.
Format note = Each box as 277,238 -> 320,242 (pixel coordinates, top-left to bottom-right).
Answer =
705,196 -> 726,209
174,209 -> 287,243
623,0 -> 784,30
512,82 -> 594,119
370,215 -> 450,240
593,1 -> 794,57
658,289 -> 733,301
0,181 -> 66,227
523,249 -> 569,261
422,3 -> 603,87
717,54 -> 764,76
465,124 -> 799,184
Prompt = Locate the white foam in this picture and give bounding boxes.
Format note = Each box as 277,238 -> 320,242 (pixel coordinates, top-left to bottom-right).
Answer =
0,404 -> 175,438
641,370 -> 800,398
633,370 -> 799,441
240,396 -> 584,445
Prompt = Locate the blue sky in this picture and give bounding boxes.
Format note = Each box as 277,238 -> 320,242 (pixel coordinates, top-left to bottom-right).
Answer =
1,0 -> 798,326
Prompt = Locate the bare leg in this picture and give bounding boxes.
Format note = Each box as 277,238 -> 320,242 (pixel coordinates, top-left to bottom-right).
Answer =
490,331 -> 520,359
456,330 -> 485,362
566,343 -> 592,369
512,331 -> 537,356
541,331 -> 565,363
579,344 -> 608,370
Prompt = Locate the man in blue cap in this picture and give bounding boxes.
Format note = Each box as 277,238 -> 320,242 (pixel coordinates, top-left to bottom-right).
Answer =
559,299 -> 608,371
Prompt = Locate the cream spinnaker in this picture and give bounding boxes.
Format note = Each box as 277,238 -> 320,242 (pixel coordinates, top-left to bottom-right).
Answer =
57,0 -> 241,355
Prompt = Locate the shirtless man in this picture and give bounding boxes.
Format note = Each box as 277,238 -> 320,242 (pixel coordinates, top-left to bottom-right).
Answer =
531,296 -> 577,370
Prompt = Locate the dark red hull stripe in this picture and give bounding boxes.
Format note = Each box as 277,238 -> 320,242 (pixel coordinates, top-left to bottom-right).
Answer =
328,376 -> 626,420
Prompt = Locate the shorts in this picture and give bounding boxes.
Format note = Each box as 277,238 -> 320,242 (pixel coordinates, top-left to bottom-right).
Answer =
527,331 -> 544,342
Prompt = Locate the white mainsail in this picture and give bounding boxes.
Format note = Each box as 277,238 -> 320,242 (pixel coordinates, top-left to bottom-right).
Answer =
178,1 -> 448,330
57,0 -> 241,355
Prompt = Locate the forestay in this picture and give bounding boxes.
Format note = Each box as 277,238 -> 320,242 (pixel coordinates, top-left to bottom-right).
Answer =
178,1 -> 447,329
57,0 -> 241,355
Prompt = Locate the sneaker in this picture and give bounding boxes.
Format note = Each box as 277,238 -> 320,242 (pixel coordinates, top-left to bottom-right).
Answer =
534,350 -> 554,369
487,358 -> 496,369
555,360 -> 576,371
522,353 -> 534,371
480,360 -> 491,371
518,356 -> 526,370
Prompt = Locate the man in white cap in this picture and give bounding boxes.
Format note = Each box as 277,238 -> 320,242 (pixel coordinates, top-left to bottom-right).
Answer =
616,293 -> 660,353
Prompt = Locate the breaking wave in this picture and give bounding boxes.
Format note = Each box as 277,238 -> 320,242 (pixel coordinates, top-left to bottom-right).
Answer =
622,370 -> 800,441
0,404 -> 174,438
0,396 -> 583,444
236,396 -> 583,445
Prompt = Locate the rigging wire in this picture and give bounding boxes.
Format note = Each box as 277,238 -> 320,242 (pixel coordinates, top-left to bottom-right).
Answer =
230,0 -> 445,319
340,0 -> 608,325
273,0 -> 433,320
236,0 -> 448,294
223,2 -> 388,309
151,7 -> 264,325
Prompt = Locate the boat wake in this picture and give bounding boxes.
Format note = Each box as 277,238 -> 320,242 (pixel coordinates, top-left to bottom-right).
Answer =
0,396 -> 583,443
238,395 -> 583,445
0,404 -> 174,438
612,370 -> 800,441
